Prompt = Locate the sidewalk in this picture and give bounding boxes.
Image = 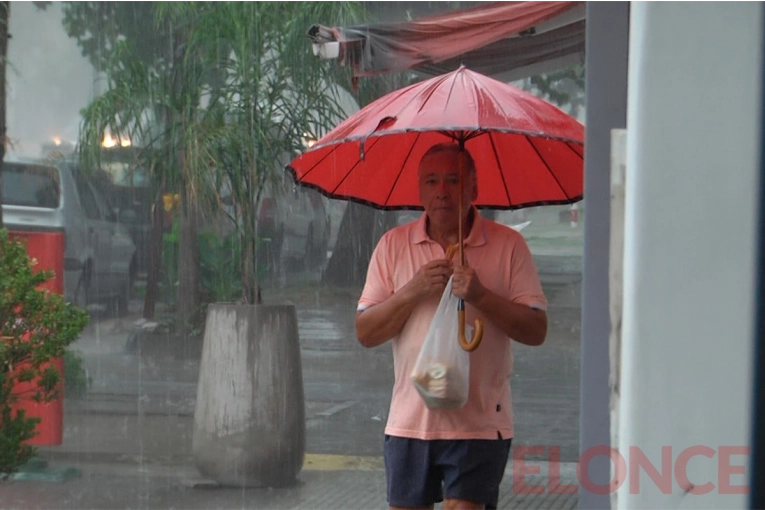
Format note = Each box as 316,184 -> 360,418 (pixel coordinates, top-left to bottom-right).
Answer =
1,447 -> 579,510
0,334 -> 581,509
0,368 -> 580,509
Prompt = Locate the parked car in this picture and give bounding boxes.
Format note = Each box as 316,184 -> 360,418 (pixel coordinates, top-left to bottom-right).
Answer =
88,161 -> 152,278
253,171 -> 330,273
1,159 -> 137,315
218,169 -> 330,274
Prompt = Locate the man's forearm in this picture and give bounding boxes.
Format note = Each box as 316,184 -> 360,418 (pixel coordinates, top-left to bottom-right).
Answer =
355,288 -> 419,348
472,290 -> 547,346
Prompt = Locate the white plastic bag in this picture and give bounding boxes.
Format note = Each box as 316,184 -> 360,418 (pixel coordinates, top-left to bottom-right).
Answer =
411,276 -> 470,410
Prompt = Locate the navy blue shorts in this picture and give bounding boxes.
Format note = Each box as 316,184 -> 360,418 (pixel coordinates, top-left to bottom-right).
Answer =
384,434 -> 512,508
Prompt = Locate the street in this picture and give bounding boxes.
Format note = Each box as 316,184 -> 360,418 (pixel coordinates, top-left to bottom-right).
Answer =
38,253 -> 581,465
0,253 -> 584,509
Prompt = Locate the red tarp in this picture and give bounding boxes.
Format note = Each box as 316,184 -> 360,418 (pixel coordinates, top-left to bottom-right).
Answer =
308,1 -> 585,80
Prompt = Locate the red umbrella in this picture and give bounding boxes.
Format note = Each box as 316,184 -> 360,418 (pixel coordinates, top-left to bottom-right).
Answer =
289,66 -> 584,350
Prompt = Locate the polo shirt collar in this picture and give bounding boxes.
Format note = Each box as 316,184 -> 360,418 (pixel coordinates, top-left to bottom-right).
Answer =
411,207 -> 488,247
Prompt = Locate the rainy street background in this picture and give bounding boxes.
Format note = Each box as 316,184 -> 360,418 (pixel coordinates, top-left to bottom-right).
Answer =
0,2 -> 585,508
42,206 -> 582,463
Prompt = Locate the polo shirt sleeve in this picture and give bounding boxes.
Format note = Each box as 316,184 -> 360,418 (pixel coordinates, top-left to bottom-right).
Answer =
509,236 -> 548,311
358,232 -> 395,312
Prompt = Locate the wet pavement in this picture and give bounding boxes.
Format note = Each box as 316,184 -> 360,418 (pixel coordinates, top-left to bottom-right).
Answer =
0,252 -> 582,509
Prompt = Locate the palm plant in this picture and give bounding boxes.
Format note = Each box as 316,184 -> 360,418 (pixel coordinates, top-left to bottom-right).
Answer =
187,2 -> 362,303
78,2 -> 364,323
78,6 -> 209,327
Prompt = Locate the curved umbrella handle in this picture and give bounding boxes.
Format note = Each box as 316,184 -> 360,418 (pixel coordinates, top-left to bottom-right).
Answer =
454,150 -> 483,352
458,301 -> 483,352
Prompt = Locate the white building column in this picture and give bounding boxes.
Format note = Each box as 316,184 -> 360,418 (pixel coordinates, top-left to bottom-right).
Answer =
617,3 -> 762,508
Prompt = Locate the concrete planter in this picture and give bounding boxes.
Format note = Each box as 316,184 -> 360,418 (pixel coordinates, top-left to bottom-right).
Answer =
192,303 -> 305,487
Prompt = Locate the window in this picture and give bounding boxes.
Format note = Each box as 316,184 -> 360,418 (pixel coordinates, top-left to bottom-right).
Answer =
1,163 -> 61,208
74,174 -> 102,220
89,182 -> 117,222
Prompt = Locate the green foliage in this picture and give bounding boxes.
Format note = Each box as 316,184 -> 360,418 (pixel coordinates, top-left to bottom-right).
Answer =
74,1 -> 367,306
198,230 -> 242,304
160,219 -> 180,306
0,229 -> 89,474
62,3 -> 168,72
0,407 -> 36,476
63,349 -> 90,399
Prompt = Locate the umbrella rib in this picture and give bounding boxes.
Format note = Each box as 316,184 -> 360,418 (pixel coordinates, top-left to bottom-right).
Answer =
294,144 -> 343,186
361,74 -> 452,127
524,135 -> 571,200
384,132 -> 422,207
487,131 -> 513,206
565,140 -> 585,158
444,71 -> 461,121
470,72 -> 575,141
420,73 -> 454,117
331,136 -> 385,197
468,72 -> 527,129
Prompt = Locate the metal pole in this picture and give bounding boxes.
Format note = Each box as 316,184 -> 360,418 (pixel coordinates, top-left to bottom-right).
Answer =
749,12 -> 765,505
580,3 -> 630,509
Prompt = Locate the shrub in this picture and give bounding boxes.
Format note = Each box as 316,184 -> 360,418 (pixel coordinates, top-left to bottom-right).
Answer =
0,228 -> 89,474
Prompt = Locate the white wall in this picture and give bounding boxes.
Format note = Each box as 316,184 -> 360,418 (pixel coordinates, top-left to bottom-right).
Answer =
618,3 -> 761,509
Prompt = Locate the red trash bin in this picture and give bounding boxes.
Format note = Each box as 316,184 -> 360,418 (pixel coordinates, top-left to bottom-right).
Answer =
8,229 -> 66,446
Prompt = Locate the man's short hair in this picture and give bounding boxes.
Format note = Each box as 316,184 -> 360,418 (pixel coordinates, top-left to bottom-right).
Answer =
420,142 -> 476,175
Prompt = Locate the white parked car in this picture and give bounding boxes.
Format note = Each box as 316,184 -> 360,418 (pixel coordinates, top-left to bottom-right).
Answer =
1,159 -> 137,315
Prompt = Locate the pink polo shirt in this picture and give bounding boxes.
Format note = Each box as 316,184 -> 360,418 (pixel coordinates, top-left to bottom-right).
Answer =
358,211 -> 547,440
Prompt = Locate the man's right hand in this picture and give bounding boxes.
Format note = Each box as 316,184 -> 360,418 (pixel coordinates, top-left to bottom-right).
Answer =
356,259 -> 453,348
405,259 -> 454,300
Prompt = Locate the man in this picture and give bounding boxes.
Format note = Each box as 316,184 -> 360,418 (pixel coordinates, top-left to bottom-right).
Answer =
356,142 -> 548,510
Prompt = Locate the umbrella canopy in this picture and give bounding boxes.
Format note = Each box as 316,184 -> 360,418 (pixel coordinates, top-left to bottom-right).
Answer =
288,65 -> 584,211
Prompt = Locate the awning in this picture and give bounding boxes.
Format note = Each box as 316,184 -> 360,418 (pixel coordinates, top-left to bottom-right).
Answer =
308,1 -> 586,81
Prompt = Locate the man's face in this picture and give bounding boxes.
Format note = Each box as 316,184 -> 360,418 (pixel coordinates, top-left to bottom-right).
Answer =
418,150 -> 477,229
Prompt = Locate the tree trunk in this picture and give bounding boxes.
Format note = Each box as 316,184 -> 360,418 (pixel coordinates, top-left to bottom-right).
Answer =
170,25 -> 201,334
323,204 -> 396,287
142,187 -> 164,319
177,184 -> 201,334
0,1 -> 9,228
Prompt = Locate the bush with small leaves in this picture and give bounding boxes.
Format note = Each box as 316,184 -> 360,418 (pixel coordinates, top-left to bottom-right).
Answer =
0,228 -> 89,474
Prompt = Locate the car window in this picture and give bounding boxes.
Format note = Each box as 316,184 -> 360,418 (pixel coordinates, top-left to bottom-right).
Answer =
74,175 -> 102,220
1,163 -> 60,208
89,182 -> 117,222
